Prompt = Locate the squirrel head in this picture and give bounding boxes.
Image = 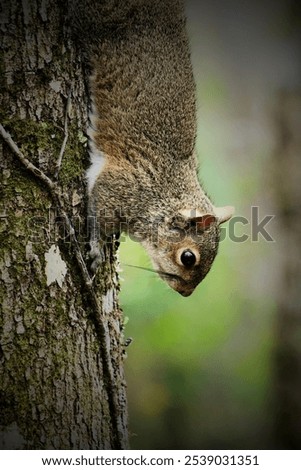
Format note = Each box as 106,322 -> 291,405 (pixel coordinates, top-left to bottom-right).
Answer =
141,205 -> 234,297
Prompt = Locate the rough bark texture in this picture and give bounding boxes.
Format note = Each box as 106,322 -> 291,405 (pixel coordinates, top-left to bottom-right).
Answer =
273,89 -> 301,449
0,0 -> 128,449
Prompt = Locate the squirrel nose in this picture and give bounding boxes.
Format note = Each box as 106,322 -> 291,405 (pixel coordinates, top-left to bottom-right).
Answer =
178,289 -> 193,297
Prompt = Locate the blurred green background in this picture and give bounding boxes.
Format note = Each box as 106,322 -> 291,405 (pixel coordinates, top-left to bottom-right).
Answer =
119,0 -> 300,449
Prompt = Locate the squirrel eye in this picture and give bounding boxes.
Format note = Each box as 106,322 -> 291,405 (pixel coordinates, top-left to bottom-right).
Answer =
180,250 -> 196,268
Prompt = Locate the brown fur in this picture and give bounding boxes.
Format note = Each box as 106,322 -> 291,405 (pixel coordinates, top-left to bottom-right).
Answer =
70,0 -> 234,296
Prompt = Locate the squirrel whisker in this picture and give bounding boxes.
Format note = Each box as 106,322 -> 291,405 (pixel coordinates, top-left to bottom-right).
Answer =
122,263 -> 185,283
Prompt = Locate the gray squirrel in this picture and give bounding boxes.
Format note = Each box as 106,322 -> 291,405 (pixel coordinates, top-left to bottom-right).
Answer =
70,0 -> 234,296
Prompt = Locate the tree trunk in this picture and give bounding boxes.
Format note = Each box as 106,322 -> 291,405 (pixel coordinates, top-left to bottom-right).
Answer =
0,0 -> 128,449
273,88 -> 301,449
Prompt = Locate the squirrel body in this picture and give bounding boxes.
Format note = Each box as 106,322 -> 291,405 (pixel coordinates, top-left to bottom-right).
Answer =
71,0 -> 234,296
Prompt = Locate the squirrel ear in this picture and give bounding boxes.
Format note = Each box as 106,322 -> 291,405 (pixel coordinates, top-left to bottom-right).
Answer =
179,206 -> 234,228
194,214 -> 216,230
179,209 -> 216,230
214,205 -> 235,224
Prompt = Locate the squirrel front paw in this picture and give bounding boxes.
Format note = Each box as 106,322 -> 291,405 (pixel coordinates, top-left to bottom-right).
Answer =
88,240 -> 104,273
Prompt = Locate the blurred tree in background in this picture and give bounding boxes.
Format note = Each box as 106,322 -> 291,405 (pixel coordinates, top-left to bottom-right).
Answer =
274,89 -> 301,449
120,0 -> 301,449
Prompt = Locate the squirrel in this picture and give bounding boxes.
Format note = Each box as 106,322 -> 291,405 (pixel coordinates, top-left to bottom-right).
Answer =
70,0 -> 234,297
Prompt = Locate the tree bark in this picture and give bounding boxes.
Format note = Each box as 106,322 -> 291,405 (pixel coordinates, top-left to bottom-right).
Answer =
0,0 -> 128,449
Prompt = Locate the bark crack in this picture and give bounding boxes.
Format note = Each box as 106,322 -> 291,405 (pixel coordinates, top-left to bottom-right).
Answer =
0,123 -> 125,449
